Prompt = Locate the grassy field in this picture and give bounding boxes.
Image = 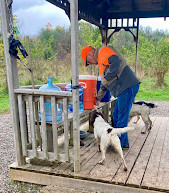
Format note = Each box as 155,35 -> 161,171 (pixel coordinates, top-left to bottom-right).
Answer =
0,75 -> 168,114
136,74 -> 169,101
0,87 -> 10,114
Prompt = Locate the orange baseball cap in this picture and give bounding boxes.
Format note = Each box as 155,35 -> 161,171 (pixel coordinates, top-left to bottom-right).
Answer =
81,46 -> 94,66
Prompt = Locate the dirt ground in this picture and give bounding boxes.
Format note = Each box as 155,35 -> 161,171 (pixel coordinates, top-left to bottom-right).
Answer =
40,185 -> 101,193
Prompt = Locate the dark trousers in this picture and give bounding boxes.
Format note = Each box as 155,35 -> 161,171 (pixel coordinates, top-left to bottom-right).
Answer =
113,83 -> 140,148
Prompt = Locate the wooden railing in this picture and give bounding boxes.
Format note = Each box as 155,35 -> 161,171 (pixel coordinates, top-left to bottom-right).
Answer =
14,88 -> 116,168
14,88 -> 74,163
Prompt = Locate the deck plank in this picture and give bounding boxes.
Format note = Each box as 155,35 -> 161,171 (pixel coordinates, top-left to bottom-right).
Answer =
80,142 -> 96,165
86,118 -> 145,181
78,136 -> 100,176
152,117 -> 169,191
52,162 -> 73,174
89,120 -> 143,181
141,117 -> 169,189
126,117 -> 161,187
111,120 -> 150,184
79,150 -> 101,176
9,117 -> 169,192
52,133 -> 95,174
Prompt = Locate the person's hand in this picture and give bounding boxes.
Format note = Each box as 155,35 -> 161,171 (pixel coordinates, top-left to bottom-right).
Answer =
95,100 -> 100,107
102,78 -> 108,86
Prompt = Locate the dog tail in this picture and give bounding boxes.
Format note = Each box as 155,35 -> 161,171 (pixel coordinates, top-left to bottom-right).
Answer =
144,102 -> 157,108
108,127 -> 135,135
134,101 -> 157,108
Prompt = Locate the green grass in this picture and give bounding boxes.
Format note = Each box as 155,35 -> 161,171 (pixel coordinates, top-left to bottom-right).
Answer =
136,75 -> 169,101
0,75 -> 168,114
0,87 -> 10,114
8,180 -> 43,193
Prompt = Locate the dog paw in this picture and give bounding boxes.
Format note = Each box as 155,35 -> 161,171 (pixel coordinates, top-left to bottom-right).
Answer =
97,148 -> 101,152
98,160 -> 104,164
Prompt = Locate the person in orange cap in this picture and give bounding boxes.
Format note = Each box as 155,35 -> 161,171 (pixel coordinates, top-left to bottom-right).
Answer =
81,46 -> 98,66
81,45 -> 140,149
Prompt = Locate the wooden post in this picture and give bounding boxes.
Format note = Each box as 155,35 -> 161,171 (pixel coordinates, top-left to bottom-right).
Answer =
110,99 -> 116,124
101,28 -> 108,46
63,97 -> 69,162
26,36 -> 35,88
40,96 -> 48,159
26,36 -> 42,149
70,0 -> 80,173
18,94 -> 28,157
102,103 -> 109,122
69,121 -> 73,146
134,18 -> 139,75
51,97 -> 59,159
0,1 -> 25,165
28,95 -> 37,158
101,18 -> 109,46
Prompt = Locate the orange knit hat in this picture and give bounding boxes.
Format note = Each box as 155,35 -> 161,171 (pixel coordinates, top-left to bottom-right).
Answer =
81,46 -> 94,66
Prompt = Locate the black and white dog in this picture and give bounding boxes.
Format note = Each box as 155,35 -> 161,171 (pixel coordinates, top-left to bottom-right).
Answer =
129,101 -> 157,134
90,112 -> 135,171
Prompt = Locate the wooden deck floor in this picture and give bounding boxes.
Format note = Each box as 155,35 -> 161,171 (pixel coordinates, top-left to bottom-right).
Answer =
10,116 -> 169,193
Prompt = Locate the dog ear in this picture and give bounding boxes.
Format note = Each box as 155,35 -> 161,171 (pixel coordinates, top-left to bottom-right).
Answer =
96,112 -> 104,118
89,111 -> 97,127
89,111 -> 103,127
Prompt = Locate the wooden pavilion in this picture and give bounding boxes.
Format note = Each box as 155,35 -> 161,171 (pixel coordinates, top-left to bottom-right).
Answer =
1,0 -> 169,192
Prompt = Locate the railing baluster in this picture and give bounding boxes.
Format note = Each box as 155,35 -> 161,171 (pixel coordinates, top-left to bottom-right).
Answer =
15,87 -> 115,170
51,96 -> 59,160
28,95 -> 37,158
40,96 -> 48,159
35,101 -> 42,150
102,103 -> 109,122
63,97 -> 69,161
18,94 -> 27,157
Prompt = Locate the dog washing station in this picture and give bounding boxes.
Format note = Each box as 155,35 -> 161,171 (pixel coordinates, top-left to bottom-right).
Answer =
1,0 -> 169,193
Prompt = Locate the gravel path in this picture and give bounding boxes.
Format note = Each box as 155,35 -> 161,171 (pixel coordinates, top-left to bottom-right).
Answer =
142,101 -> 169,117
0,101 -> 168,193
0,114 -> 43,193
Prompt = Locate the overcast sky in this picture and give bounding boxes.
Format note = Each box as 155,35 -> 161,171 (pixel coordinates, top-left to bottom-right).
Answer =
12,0 -> 70,36
12,0 -> 169,36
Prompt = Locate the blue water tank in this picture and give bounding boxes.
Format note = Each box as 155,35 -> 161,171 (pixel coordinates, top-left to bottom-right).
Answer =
39,77 -> 62,122
65,82 -> 84,113
97,77 -> 111,102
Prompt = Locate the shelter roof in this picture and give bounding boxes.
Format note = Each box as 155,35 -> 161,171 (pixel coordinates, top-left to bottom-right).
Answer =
46,0 -> 169,28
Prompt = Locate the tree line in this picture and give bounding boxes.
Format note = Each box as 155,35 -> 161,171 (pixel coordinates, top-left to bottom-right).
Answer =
0,21 -> 169,89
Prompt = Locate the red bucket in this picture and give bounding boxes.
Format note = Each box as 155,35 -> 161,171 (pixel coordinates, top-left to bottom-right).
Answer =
79,75 -> 97,110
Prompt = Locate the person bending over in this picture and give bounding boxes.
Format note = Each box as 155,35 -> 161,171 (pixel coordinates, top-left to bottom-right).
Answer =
81,46 -> 140,148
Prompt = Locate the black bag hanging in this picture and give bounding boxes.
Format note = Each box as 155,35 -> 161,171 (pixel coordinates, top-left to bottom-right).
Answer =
8,34 -> 28,59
